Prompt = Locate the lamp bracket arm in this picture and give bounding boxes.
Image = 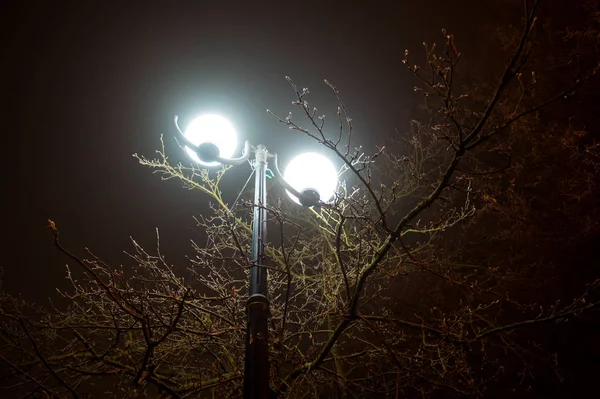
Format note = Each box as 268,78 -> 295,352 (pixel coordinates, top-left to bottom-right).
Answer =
174,114 -> 202,153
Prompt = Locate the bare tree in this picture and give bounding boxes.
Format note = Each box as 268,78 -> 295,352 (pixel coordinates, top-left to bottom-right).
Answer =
2,1 -> 599,397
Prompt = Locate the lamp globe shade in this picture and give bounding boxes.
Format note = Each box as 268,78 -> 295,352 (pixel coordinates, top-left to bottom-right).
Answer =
284,152 -> 338,205
184,114 -> 237,167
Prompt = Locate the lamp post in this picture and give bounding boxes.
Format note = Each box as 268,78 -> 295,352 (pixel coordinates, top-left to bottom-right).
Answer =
174,114 -> 338,399
245,144 -> 269,399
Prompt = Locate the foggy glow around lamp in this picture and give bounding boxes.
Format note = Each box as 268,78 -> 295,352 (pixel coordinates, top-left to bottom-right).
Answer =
184,114 -> 237,167
283,152 -> 338,205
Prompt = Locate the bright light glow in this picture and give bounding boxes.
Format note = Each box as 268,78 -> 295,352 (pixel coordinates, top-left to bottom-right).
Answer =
284,152 -> 338,205
184,114 -> 237,166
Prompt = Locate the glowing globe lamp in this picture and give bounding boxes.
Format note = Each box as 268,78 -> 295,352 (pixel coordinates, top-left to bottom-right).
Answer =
284,152 -> 338,205
184,114 -> 237,167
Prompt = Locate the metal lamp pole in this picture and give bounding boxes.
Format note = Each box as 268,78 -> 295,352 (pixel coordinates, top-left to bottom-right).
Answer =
244,145 -> 270,399
175,115 -> 335,399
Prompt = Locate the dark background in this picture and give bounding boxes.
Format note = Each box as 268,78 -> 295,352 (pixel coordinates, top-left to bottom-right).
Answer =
2,1 -> 599,397
2,0 -> 516,302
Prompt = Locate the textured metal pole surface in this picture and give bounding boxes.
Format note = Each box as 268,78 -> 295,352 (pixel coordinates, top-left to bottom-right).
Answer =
243,145 -> 270,399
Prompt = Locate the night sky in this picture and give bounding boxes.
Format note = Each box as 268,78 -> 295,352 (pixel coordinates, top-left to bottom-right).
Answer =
2,0 -> 518,302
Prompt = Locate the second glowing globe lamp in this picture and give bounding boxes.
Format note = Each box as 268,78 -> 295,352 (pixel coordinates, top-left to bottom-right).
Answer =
283,152 -> 338,205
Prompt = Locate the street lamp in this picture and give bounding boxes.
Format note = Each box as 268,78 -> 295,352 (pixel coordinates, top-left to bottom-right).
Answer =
174,114 -> 338,399
283,152 -> 338,206
183,114 -> 238,167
